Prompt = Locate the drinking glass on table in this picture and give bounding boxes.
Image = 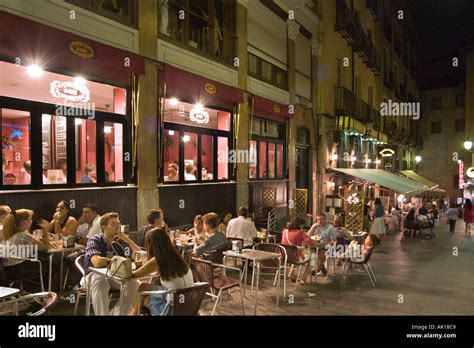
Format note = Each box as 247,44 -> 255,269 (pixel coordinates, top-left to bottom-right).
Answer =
135,252 -> 144,268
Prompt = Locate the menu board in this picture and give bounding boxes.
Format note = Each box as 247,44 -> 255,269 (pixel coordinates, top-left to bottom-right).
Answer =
42,115 -> 51,170
55,116 -> 67,164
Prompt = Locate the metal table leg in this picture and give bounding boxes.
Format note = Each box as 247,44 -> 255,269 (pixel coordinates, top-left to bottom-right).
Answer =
254,261 -> 260,315
85,274 -> 91,316
119,283 -> 125,315
276,258 -> 281,307
48,254 -> 53,292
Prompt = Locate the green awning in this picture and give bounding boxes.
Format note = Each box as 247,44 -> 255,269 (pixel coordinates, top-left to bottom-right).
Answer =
399,170 -> 445,192
333,168 -> 429,196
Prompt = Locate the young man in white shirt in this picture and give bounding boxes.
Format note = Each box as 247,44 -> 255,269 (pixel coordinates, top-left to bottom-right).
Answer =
226,206 -> 258,248
73,203 -> 102,245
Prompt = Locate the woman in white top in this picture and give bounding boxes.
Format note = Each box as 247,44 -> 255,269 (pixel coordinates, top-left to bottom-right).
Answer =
0,209 -> 50,282
129,228 -> 193,316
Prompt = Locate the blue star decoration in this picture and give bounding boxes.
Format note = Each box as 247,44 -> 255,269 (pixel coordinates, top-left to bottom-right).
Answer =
10,129 -> 23,140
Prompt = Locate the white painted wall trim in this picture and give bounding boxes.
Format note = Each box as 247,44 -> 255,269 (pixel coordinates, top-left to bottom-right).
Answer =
247,45 -> 288,71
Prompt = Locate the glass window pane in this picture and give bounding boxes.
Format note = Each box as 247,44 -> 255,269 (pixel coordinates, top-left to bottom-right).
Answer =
160,1 -> 184,41
184,132 -> 198,181
201,134 -> 214,180
277,144 -> 284,177
268,143 -> 275,179
104,122 -> 123,183
249,140 -> 257,179
164,129 -> 179,182
188,14 -> 209,52
217,111 -> 231,131
261,60 -> 273,81
1,109 -> 31,185
75,119 -> 97,184
249,54 -> 258,75
42,114 -> 67,185
217,137 -> 228,180
259,141 -> 267,179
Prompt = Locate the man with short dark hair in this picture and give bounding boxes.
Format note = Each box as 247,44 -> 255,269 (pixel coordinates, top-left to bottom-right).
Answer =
193,212 -> 228,258
137,209 -> 168,247
82,212 -> 141,315
73,203 -> 101,244
226,206 -> 258,247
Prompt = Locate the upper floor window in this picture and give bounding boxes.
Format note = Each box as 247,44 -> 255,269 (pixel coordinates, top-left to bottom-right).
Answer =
430,121 -> 442,134
66,0 -> 137,27
431,96 -> 442,110
248,53 -> 287,90
456,94 -> 465,107
455,119 -> 465,132
158,0 -> 235,64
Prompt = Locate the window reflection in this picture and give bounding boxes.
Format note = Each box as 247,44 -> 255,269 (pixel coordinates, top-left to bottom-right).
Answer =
104,122 -> 123,183
1,109 -> 31,186
164,129 -> 179,182
249,140 -> 257,179
268,143 -> 275,179
75,119 -> 97,184
201,134 -> 214,180
42,114 -> 67,185
277,143 -> 284,177
259,142 -> 267,179
184,132 -> 198,181
218,137 -> 228,179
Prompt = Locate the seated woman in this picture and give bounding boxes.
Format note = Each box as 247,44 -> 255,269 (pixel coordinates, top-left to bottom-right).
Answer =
281,216 -> 316,286
333,214 -> 352,244
129,228 -> 194,316
0,209 -> 51,284
49,200 -> 77,237
344,233 -> 379,263
218,212 -> 232,235
186,215 -> 205,244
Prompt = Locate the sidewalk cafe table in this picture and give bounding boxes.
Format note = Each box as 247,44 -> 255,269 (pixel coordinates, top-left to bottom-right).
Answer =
223,249 -> 282,315
47,242 -> 85,292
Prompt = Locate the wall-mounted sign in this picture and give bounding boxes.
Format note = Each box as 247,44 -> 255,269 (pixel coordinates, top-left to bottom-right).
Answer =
50,81 -> 90,103
379,148 -> 395,157
459,160 -> 465,189
189,108 -> 209,124
69,41 -> 95,59
4,173 -> 16,185
466,167 -> 474,179
273,104 -> 281,113
204,83 -> 217,95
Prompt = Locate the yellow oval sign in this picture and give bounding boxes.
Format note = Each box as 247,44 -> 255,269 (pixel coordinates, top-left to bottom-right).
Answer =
204,83 -> 217,95
69,41 -> 95,59
273,104 -> 281,113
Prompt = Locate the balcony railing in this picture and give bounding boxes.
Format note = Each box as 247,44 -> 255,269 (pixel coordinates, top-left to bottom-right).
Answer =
383,20 -> 392,41
369,107 -> 381,130
383,69 -> 395,90
366,0 -> 378,20
356,99 -> 370,123
335,86 -> 357,118
335,0 -> 357,45
66,0 -> 137,27
366,41 -> 381,75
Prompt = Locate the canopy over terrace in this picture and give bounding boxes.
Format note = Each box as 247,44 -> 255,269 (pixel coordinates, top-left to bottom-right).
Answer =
333,168 -> 429,197
398,170 -> 446,194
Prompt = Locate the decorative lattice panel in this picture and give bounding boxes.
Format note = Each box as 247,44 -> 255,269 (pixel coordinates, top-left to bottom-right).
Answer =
291,188 -> 308,221
262,186 -> 277,207
380,196 -> 390,212
344,188 -> 365,232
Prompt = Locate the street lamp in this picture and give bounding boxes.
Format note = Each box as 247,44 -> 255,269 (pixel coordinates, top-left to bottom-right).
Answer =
415,156 -> 422,163
464,140 -> 473,151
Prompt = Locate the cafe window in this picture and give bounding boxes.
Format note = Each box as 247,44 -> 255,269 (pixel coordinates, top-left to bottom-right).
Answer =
158,0 -> 236,64
1,109 -> 31,186
249,117 -> 286,180
248,53 -> 288,90
0,60 -> 129,189
162,98 -> 232,183
42,114 -> 68,185
66,0 -> 137,27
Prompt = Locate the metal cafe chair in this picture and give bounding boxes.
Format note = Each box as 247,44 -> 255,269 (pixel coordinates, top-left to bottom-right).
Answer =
251,243 -> 287,297
0,291 -> 58,316
0,257 -> 45,292
136,282 -> 209,316
191,258 -> 244,316
341,246 -> 378,288
278,244 -> 312,292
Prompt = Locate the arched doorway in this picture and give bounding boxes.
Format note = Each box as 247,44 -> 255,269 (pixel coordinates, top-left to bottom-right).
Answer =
296,126 -> 310,189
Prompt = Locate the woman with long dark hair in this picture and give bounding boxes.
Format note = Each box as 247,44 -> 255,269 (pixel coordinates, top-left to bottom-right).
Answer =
49,200 -> 77,237
463,199 -> 473,235
129,228 -> 193,316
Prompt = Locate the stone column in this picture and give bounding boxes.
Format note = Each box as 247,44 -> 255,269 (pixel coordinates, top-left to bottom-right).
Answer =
235,0 -> 249,212
136,0 -> 159,227
287,19 -> 300,211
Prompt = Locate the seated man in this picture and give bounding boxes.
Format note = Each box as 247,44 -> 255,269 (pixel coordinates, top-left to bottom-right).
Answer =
193,212 -> 228,260
137,209 -> 168,248
307,213 -> 337,277
226,206 -> 258,248
82,212 -> 141,315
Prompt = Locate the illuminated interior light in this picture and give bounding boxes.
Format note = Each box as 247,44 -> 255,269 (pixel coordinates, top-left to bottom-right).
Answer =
168,130 -> 175,136
183,135 -> 191,142
27,64 -> 44,78
194,103 -> 204,111
104,126 -> 112,133
331,153 -> 338,161
74,76 -> 87,85
75,119 -> 83,125
169,98 -> 179,106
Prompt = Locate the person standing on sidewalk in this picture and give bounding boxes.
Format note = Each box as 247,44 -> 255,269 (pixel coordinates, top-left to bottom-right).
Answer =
463,199 -> 473,235
447,203 -> 459,233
